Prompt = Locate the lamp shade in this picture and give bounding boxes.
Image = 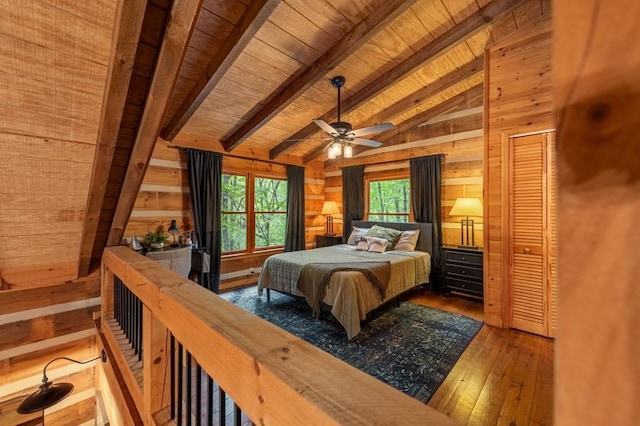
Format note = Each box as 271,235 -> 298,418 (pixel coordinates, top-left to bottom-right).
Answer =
321,201 -> 340,215
449,198 -> 483,217
168,219 -> 179,233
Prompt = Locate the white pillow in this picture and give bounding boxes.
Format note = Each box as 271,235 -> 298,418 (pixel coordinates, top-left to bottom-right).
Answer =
347,226 -> 370,245
367,237 -> 388,253
394,229 -> 420,251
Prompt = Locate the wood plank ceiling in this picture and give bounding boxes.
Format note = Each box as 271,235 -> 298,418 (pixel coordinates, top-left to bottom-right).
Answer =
0,0 -> 549,282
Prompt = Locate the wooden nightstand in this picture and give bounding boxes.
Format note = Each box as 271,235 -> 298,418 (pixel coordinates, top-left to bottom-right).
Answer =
443,246 -> 483,300
316,234 -> 342,248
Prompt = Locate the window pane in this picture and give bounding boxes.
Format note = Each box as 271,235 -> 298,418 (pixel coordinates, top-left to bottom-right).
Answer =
222,214 -> 246,252
255,213 -> 286,248
255,177 -> 287,212
222,174 -> 246,212
369,179 -> 410,214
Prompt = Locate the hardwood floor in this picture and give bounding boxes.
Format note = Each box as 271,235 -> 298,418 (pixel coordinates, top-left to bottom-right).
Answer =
403,289 -> 554,426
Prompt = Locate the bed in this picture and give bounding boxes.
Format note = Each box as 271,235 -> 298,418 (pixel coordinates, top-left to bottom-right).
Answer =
258,221 -> 433,339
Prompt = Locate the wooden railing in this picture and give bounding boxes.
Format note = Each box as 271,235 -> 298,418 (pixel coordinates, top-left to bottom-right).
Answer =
99,246 -> 456,425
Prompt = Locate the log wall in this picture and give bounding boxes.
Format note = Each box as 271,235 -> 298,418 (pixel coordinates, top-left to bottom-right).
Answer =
0,275 -> 101,425
484,14 -> 553,327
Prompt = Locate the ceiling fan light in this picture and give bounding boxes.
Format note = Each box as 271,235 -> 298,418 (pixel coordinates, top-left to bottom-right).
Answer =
328,147 -> 336,159
332,141 -> 342,155
344,144 -> 353,158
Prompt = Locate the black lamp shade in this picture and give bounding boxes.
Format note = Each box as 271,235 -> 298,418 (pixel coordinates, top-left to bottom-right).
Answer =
168,220 -> 179,233
17,381 -> 74,414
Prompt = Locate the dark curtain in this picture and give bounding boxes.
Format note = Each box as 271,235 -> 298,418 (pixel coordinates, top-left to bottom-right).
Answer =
284,165 -> 305,251
186,149 -> 222,293
410,155 -> 444,288
341,165 -> 365,243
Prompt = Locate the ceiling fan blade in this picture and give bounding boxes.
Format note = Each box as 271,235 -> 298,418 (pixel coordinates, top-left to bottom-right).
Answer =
313,119 -> 338,136
348,137 -> 382,148
284,136 -> 333,142
350,122 -> 394,137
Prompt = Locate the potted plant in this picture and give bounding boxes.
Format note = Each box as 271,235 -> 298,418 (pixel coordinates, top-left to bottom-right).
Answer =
144,230 -> 168,249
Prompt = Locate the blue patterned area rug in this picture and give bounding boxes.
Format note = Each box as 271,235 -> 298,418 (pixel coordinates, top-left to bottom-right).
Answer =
220,286 -> 483,403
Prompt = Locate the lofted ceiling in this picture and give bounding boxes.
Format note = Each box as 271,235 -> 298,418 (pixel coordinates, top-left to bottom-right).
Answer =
0,0 -> 549,285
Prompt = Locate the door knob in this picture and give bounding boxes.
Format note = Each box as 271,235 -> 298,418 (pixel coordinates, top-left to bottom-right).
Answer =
523,248 -> 531,254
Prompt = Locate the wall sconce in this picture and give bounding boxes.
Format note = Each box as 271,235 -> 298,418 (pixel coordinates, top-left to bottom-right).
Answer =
17,350 -> 107,414
321,201 -> 340,236
168,219 -> 180,247
449,197 -> 483,249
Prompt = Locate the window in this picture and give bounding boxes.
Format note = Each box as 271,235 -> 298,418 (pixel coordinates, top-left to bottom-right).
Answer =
221,173 -> 287,254
367,178 -> 411,222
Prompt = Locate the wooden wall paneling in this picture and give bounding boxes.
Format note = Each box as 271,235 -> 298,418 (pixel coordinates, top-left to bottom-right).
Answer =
484,13 -> 552,327
554,0 -> 640,424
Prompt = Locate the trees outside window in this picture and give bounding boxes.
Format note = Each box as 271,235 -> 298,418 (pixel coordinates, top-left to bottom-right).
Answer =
367,178 -> 410,222
221,173 -> 287,253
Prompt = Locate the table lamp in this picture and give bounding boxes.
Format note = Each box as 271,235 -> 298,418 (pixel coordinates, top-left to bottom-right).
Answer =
321,201 -> 340,235
449,197 -> 483,248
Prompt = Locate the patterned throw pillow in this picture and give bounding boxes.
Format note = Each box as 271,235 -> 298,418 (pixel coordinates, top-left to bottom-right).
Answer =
365,225 -> 402,249
355,237 -> 370,251
367,237 -> 388,253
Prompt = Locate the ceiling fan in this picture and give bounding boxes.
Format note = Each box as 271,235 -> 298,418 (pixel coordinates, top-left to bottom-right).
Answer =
291,76 -> 394,159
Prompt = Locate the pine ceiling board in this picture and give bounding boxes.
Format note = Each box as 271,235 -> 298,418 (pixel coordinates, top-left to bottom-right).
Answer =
193,8 -> 235,41
476,0 -> 492,7
286,0 -> 354,39
242,37 -> 305,76
489,10 -> 517,42
202,0 -> 248,24
411,0 -> 457,40
387,7 -> 434,51
368,26 -> 416,65
440,0 -> 481,24
223,64 -> 282,96
232,51 -> 293,87
267,2 -> 337,55
513,0 -> 545,28
139,2 -> 169,47
255,20 -> 322,67
325,0 -> 376,25
465,27 -> 493,58
1,162 -> 95,188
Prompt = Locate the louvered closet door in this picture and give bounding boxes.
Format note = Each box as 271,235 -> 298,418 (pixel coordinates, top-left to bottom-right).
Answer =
547,132 -> 557,337
509,132 -> 556,337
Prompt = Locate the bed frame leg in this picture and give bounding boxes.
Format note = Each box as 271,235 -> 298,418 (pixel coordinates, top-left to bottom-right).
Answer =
266,288 -> 270,302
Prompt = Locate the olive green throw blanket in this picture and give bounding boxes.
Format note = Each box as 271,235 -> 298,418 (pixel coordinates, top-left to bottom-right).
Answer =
297,261 -> 391,319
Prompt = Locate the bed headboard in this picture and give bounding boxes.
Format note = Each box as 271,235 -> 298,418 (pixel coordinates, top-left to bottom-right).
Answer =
351,220 -> 433,254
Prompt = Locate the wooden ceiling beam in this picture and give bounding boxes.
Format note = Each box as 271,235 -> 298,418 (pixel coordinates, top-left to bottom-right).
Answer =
321,83 -> 484,168
77,0 -> 147,277
289,0 -> 526,161
223,0 -> 416,154
161,0 -> 281,141
107,0 -> 203,247
302,56 -> 483,164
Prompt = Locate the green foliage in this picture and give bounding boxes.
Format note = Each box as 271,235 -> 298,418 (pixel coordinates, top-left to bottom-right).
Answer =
144,230 -> 168,244
368,179 -> 410,222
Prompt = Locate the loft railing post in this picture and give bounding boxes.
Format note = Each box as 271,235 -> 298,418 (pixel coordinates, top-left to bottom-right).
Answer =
142,305 -> 171,425
101,263 -> 115,321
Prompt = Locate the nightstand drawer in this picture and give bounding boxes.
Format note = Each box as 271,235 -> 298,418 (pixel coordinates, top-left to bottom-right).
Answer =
445,264 -> 483,280
445,278 -> 483,295
316,234 -> 342,247
445,250 -> 482,266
